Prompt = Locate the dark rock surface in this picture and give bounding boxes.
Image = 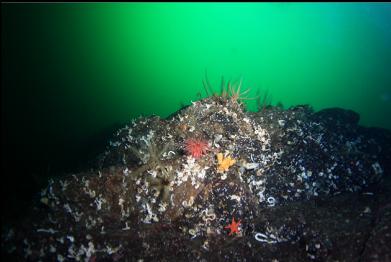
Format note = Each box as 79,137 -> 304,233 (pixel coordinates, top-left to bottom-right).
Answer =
2,95 -> 390,261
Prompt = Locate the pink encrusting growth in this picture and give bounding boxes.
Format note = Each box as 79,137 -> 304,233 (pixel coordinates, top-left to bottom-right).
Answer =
184,138 -> 209,159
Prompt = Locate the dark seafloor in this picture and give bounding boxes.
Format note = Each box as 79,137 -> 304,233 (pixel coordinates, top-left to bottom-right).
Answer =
2,90 -> 391,262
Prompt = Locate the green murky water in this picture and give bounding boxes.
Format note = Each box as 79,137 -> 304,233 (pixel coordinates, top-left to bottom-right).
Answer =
2,3 -> 391,188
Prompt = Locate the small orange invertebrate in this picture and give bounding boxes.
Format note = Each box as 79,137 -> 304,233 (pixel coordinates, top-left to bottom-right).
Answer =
216,153 -> 236,173
224,217 -> 241,236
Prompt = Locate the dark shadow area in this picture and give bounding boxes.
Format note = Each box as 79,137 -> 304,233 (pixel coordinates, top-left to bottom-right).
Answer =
1,122 -> 122,224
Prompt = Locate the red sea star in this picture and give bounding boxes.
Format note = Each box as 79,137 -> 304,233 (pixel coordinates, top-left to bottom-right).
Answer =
224,217 -> 241,236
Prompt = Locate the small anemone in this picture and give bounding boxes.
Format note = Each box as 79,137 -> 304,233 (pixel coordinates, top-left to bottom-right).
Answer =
184,138 -> 209,159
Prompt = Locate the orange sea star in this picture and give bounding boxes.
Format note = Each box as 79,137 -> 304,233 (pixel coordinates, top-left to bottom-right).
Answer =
224,217 -> 241,236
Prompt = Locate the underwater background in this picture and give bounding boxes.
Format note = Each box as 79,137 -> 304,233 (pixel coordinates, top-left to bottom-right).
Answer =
2,3 -> 391,221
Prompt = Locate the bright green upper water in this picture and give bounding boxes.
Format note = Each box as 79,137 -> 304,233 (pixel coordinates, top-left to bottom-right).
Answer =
2,3 -> 391,174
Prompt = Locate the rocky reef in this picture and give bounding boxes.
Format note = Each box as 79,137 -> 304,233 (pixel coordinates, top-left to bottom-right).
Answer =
2,91 -> 391,261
